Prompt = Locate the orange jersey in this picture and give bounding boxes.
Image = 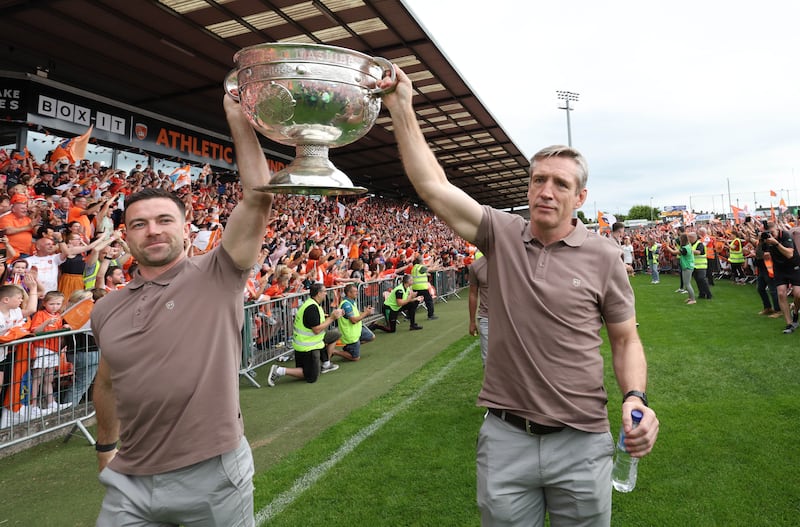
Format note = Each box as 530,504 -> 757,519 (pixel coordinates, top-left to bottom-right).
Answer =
0,213 -> 34,256
30,310 -> 64,353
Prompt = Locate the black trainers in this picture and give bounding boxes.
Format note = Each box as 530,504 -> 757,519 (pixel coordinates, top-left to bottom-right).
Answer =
410,324 -> 423,331
428,315 -> 438,320
782,324 -> 796,334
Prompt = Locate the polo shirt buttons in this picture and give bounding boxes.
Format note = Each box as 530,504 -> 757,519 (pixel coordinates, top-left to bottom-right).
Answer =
136,295 -> 147,316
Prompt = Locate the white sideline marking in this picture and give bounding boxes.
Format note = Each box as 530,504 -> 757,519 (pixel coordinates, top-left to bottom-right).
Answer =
254,342 -> 478,526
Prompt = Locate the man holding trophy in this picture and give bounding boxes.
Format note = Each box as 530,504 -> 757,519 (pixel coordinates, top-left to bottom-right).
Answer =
91,95 -> 273,526
376,66 -> 659,526
92,42 -> 395,526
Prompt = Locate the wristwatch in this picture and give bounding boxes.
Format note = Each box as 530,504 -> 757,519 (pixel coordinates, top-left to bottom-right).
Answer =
623,390 -> 648,407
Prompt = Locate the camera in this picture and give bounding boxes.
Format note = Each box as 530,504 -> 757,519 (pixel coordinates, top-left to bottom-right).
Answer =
761,220 -> 771,242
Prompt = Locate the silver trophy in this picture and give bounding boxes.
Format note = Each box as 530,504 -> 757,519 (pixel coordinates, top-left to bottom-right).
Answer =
225,43 -> 396,195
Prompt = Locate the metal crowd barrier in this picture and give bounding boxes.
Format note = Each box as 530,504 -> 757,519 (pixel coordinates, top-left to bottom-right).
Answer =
431,268 -> 463,302
1,268 -> 473,450
1,329 -> 100,454
239,275 -> 399,387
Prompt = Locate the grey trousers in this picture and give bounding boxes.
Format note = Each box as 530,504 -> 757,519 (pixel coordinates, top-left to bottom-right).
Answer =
97,436 -> 254,527
477,412 -> 614,527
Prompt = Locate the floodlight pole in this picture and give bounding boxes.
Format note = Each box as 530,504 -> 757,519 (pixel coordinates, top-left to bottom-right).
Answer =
557,91 -> 579,147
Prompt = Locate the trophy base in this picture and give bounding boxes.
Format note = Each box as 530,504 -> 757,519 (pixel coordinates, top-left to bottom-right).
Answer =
253,144 -> 367,196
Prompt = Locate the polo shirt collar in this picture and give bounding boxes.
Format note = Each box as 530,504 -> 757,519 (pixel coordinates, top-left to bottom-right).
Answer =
127,257 -> 188,290
522,217 -> 588,247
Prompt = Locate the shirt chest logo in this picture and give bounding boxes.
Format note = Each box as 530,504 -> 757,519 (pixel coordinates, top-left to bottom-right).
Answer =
572,278 -> 582,287
165,300 -> 175,310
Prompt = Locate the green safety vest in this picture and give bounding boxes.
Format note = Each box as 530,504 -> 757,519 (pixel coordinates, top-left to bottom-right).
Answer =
679,244 -> 695,270
83,259 -> 118,289
293,298 -> 324,352
648,243 -> 659,265
338,298 -> 361,345
411,264 -> 429,291
691,240 -> 707,269
385,283 -> 410,312
728,238 -> 745,264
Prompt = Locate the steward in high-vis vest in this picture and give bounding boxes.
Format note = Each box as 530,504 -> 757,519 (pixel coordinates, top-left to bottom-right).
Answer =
373,274 -> 422,333
410,256 -> 437,320
268,283 -> 343,386
645,237 -> 660,283
728,234 -> 746,283
332,283 -> 375,362
689,232 -> 712,300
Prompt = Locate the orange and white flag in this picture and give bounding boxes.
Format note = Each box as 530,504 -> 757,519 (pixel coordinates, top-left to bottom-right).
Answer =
169,165 -> 192,190
51,125 -> 93,164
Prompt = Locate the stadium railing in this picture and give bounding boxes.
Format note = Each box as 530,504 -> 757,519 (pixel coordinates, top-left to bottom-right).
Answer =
0,268 -> 471,450
238,269 -> 466,387
1,329 -> 99,454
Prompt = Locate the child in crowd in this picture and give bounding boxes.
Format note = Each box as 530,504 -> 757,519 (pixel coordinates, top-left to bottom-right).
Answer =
29,290 -> 71,414
0,279 -> 39,426
4,259 -> 30,289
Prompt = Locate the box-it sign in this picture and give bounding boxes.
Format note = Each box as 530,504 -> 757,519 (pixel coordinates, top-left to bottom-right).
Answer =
37,94 -> 126,136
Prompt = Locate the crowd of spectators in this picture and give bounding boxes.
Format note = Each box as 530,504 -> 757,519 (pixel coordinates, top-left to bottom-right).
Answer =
1,150 -> 791,309
3,148 -> 793,414
0,149 -> 477,426
612,219 -> 780,280
606,215 -> 799,332
0,152 -> 473,309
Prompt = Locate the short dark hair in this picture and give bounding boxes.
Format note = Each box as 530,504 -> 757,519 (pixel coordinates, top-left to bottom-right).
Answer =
309,282 -> 325,297
105,266 -> 121,281
124,188 -> 186,223
612,222 -> 625,233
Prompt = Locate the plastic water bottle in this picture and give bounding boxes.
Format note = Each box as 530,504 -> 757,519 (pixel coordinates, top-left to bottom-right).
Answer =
611,409 -> 644,492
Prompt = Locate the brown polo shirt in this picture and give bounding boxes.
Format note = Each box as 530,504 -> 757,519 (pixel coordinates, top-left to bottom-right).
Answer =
474,206 -> 635,433
91,246 -> 249,475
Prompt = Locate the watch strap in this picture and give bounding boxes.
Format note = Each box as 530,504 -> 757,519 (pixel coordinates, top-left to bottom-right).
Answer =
623,390 -> 648,407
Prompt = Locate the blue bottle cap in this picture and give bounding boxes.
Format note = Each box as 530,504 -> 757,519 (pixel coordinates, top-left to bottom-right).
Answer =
631,409 -> 644,423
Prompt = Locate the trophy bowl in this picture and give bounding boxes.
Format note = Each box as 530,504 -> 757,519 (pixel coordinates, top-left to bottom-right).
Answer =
225,43 -> 396,195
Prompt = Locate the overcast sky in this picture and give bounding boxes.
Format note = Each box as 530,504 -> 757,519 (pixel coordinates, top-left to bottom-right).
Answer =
402,0 -> 800,219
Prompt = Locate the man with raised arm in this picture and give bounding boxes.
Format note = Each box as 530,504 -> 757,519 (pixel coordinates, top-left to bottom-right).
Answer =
90,94 -> 273,527
378,67 -> 659,526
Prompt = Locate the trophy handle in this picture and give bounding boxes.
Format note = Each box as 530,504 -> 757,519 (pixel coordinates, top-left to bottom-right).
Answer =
368,57 -> 397,97
224,69 -> 240,101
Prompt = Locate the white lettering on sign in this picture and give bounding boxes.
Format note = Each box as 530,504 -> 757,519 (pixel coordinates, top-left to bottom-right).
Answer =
0,88 -> 21,111
0,88 -> 22,110
36,94 -> 125,135
96,111 -> 126,134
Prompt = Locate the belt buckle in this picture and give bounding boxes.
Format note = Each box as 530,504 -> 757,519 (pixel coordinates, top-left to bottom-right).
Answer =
525,419 -> 536,435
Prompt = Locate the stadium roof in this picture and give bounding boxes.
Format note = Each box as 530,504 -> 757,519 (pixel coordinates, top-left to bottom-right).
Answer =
0,0 -> 531,210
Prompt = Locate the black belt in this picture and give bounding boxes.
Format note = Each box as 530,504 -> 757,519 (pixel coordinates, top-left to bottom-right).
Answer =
487,408 -> 565,435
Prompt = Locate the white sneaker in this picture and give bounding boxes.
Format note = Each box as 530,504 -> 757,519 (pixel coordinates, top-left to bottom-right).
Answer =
321,363 -> 339,374
26,405 -> 44,419
48,401 -> 72,412
268,364 -> 280,387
